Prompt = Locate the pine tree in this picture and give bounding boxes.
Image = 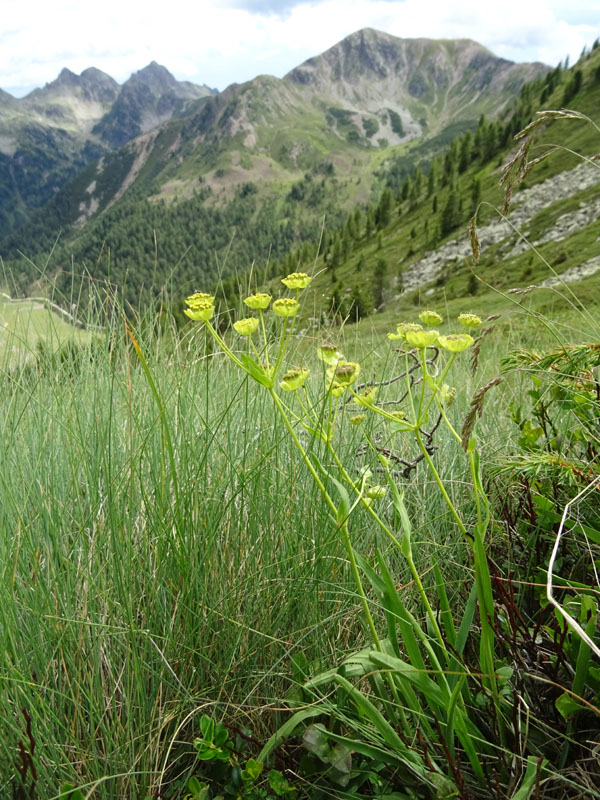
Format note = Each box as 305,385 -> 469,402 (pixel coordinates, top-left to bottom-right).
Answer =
470,176 -> 482,216
375,188 -> 393,229
440,184 -> 461,237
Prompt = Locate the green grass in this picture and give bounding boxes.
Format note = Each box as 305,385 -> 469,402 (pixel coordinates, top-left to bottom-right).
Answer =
0,295 -> 89,369
0,285 -> 526,798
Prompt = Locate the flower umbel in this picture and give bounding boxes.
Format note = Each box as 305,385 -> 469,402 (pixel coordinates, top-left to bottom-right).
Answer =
233,318 -> 259,336
388,322 -> 423,341
419,310 -> 443,326
349,414 -> 366,426
281,272 -> 312,290
317,343 -> 343,365
327,361 -> 361,387
353,387 -> 378,407
186,292 -> 215,308
244,293 -> 272,310
405,329 -> 439,349
280,368 -> 310,392
458,313 -> 482,328
185,298 -> 214,322
439,384 -> 457,407
438,334 -> 474,353
273,298 -> 299,317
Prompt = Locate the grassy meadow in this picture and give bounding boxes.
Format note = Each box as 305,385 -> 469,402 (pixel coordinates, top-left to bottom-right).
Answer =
0,268 -> 598,799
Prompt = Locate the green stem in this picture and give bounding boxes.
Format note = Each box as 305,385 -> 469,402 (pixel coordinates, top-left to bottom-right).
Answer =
258,309 -> 270,370
269,388 -> 381,650
414,430 -> 467,535
205,321 -> 245,372
435,397 -> 462,445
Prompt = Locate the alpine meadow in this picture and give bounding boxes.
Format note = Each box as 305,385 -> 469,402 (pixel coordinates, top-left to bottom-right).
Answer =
1,23 -> 600,800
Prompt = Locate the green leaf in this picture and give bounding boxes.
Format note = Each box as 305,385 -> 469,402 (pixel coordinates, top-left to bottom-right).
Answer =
200,715 -> 214,741
258,707 -> 326,762
510,756 -> 547,800
59,784 -> 85,800
556,691 -> 583,719
240,353 -> 273,387
241,758 -> 263,783
268,770 -> 297,797
303,724 -> 331,760
213,722 -> 230,747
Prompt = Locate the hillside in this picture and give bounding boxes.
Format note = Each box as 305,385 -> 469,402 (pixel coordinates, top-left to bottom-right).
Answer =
0,64 -> 215,236
0,29 -> 551,309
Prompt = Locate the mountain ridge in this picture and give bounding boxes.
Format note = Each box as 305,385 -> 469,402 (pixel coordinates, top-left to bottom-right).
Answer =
0,27 -> 555,298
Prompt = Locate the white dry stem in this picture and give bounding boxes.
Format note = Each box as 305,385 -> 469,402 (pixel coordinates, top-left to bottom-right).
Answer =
546,475 -> 600,659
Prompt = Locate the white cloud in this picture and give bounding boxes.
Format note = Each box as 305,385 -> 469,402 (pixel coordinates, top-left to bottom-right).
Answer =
0,0 -> 597,96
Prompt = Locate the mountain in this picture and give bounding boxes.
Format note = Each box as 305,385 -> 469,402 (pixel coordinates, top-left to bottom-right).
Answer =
92,62 -> 213,147
286,29 -> 546,138
0,64 -> 216,235
0,28 -> 555,306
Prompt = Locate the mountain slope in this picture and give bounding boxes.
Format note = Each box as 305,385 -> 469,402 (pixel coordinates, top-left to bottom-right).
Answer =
2,30 -> 549,234
0,28 -> 556,308
0,64 -> 215,236
286,29 -> 546,140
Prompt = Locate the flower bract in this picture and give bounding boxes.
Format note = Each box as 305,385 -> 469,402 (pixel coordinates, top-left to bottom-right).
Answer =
281,272 -> 312,290
317,343 -> 343,365
438,333 -> 475,353
458,313 -> 482,328
394,322 -> 423,340
439,384 -> 456,407
273,298 -> 299,317
366,485 -> 387,500
233,317 -> 259,336
349,414 -> 366,426
280,368 -> 310,392
184,299 -> 214,322
330,383 -> 346,397
419,310 -> 443,326
244,293 -> 272,310
353,387 -> 378,407
405,329 -> 439,349
327,361 -> 361,387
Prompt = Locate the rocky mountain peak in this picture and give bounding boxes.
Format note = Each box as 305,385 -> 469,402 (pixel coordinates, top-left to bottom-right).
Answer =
128,61 -> 178,92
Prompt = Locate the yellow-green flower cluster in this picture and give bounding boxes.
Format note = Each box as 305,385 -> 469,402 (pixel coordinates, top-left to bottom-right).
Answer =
458,313 -> 482,328
353,387 -> 378,407
437,334 -> 474,353
419,310 -> 443,326
388,321 -> 423,341
386,311 -> 477,353
281,272 -> 312,290
327,361 -> 361,387
244,293 -> 272,310
185,292 -> 215,322
273,298 -> 299,317
326,361 -> 360,397
317,343 -> 343,365
233,317 -> 259,336
439,384 -> 456,407
405,329 -> 439,349
349,414 -> 366,426
280,368 -> 310,392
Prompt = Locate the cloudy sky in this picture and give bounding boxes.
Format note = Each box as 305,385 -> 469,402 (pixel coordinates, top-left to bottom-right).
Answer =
1,0 -> 598,96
